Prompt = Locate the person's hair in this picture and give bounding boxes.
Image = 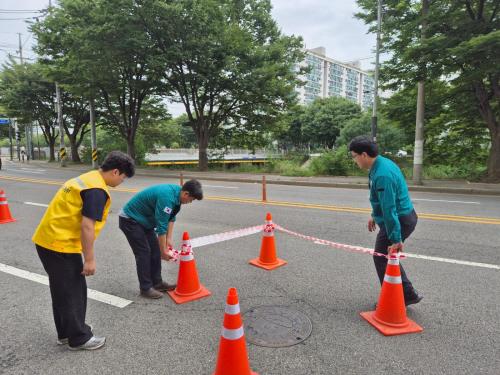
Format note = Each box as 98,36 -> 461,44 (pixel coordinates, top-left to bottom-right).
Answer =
348,136 -> 378,157
182,179 -> 203,200
100,151 -> 135,177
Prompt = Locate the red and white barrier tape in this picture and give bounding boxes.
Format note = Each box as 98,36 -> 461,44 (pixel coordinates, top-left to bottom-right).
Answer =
273,224 -> 405,259
190,225 -> 264,248
166,223 -> 403,261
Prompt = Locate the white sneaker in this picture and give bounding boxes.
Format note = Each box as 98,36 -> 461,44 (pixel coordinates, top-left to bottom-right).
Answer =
57,324 -> 93,345
68,336 -> 106,351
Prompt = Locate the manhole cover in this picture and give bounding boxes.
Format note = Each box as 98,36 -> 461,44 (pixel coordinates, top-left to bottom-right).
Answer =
243,306 -> 312,347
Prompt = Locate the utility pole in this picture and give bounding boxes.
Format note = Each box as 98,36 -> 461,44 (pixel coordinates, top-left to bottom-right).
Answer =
371,0 -> 382,143
25,122 -> 31,162
8,118 -> 13,160
89,98 -> 98,169
56,82 -> 66,166
14,119 -> 20,161
36,121 -> 41,160
17,33 -> 23,64
413,0 -> 429,185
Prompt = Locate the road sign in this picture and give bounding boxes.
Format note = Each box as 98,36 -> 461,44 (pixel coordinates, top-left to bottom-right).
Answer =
0,118 -> 10,125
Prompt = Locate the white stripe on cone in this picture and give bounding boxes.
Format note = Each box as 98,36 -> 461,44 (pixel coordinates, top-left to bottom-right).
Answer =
222,326 -> 244,340
224,303 -> 240,315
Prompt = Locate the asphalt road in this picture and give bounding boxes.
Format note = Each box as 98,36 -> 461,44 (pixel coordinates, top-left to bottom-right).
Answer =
1,160 -> 499,375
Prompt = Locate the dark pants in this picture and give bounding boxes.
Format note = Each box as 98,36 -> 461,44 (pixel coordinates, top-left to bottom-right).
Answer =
36,245 -> 92,347
374,210 -> 418,298
119,216 -> 162,291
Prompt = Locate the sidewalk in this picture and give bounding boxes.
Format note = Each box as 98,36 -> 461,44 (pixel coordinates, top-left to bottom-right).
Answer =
6,159 -> 500,196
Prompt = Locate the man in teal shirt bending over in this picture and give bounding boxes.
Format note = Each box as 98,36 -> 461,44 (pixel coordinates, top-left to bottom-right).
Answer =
349,136 -> 422,306
119,180 -> 203,298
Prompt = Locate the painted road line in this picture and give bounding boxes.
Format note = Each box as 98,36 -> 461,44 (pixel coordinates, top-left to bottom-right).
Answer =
25,202 -> 49,207
404,253 -> 500,270
0,262 -> 133,308
3,175 -> 500,225
413,198 -> 480,204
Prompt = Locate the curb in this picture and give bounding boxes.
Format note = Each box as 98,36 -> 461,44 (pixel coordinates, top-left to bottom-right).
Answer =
8,161 -> 500,196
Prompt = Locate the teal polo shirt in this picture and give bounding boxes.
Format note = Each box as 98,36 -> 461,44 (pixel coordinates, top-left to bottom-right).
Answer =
369,156 -> 414,243
122,184 -> 181,235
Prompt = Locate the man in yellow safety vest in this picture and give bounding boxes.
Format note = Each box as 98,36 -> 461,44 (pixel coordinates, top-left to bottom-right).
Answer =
32,151 -> 135,351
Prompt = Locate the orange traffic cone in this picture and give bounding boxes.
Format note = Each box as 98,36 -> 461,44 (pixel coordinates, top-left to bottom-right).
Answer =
249,213 -> 286,270
360,254 -> 423,336
0,190 -> 16,224
167,232 -> 211,304
213,288 -> 258,375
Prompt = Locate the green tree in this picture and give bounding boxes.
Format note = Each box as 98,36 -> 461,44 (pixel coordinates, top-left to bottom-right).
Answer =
273,105 -> 307,152
301,96 -> 362,149
138,0 -> 305,170
0,60 -> 59,161
32,0 -> 163,160
356,0 -> 500,180
61,92 -> 91,162
336,111 -> 406,154
382,81 -> 449,146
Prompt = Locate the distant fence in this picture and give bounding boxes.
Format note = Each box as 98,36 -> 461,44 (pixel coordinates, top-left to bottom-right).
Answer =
145,148 -> 274,166
146,158 -> 268,166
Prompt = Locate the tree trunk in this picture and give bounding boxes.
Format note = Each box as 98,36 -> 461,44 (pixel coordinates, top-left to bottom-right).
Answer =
48,140 -> 56,162
127,136 -> 136,161
487,129 -> 500,182
68,135 -> 81,163
198,128 -> 209,171
473,81 -> 500,181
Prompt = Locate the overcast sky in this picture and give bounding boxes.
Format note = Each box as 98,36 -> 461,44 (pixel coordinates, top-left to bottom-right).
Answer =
0,0 -> 376,115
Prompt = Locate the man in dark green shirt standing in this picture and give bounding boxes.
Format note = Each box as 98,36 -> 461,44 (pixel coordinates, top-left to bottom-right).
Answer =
349,136 -> 422,306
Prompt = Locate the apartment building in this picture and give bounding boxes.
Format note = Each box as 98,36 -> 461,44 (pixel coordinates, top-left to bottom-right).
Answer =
297,47 -> 374,109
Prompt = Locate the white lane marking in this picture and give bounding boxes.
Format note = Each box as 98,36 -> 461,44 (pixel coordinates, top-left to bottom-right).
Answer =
5,168 -> 44,174
405,253 -> 500,270
203,184 -> 239,189
413,198 -> 480,205
22,167 -> 46,172
0,262 -> 133,308
25,202 -> 49,207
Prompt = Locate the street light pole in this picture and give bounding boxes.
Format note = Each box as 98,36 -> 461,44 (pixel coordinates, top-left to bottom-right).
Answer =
371,0 -> 382,143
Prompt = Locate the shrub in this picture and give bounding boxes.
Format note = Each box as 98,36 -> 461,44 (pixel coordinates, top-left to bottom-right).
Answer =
309,145 -> 353,176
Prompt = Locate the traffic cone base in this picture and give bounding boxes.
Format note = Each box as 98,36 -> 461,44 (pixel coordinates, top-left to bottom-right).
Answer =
0,217 -> 16,224
0,190 -> 16,224
167,284 -> 211,304
360,311 -> 423,336
249,257 -> 287,270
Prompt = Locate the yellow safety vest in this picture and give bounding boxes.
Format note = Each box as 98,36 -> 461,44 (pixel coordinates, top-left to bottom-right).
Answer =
32,170 -> 111,254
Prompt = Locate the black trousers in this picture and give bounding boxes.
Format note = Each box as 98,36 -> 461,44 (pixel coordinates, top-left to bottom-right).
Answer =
119,216 -> 162,291
373,210 -> 418,298
36,245 -> 92,347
